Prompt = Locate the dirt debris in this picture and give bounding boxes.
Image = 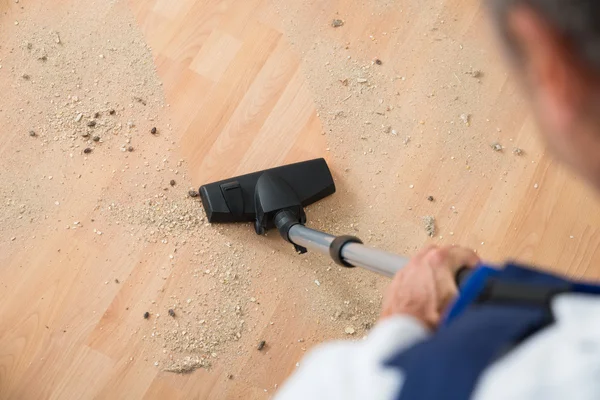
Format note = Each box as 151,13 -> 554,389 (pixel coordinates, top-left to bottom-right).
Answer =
0,0 -> 192,374
466,69 -> 483,78
331,19 -> 344,28
513,147 -> 524,156
460,113 -> 471,126
163,356 -> 209,374
0,0 -> 531,383
423,216 -> 436,237
106,197 -> 204,241
491,142 -> 503,152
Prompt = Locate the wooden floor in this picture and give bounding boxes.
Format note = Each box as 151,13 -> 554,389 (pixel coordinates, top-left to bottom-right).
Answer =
3,0 -> 600,399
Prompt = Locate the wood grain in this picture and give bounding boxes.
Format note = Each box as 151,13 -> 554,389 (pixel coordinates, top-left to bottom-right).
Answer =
2,0 -> 600,399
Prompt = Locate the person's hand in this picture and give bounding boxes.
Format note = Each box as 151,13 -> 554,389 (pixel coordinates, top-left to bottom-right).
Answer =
381,245 -> 480,330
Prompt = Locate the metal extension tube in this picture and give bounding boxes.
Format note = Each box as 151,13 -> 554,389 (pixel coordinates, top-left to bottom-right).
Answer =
287,224 -> 409,278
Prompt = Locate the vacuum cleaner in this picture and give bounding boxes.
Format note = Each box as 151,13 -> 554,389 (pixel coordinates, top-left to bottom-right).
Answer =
199,158 -> 469,282
198,158 -> 600,325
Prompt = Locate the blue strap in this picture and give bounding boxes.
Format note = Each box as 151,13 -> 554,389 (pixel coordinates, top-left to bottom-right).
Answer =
444,263 -> 600,326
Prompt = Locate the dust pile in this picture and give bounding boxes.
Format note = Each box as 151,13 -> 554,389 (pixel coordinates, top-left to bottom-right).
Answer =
268,0 -> 526,254
0,0 -> 381,378
0,0 -> 225,375
0,0 -> 529,385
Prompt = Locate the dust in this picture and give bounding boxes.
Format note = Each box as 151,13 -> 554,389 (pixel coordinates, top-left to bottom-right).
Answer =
0,0 -> 172,247
267,1 -> 528,258
491,142 -> 503,152
163,356 -> 209,374
0,0 -> 531,386
0,0 -> 228,376
423,216 -> 436,237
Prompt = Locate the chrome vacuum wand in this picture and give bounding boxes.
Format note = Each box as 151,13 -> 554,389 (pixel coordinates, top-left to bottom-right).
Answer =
287,224 -> 408,278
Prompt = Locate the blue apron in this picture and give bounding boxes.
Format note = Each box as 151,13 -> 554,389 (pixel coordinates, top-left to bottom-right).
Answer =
385,264 -> 600,400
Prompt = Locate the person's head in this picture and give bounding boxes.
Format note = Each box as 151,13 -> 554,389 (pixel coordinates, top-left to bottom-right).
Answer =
487,0 -> 600,189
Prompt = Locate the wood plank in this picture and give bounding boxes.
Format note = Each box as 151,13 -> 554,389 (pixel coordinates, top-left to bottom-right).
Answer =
2,0 -> 600,398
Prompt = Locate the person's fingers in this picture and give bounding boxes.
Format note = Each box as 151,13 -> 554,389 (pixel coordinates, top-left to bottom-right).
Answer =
424,246 -> 479,274
425,246 -> 478,313
412,244 -> 438,260
446,246 -> 480,273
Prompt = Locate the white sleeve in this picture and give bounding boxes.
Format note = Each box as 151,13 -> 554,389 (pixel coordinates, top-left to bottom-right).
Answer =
473,294 -> 600,400
275,316 -> 430,400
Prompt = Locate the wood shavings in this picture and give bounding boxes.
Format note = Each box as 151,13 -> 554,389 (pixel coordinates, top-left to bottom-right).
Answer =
460,114 -> 471,126
491,142 -> 503,152
331,19 -> 344,28
466,69 -> 482,78
163,356 -> 208,374
423,216 -> 436,237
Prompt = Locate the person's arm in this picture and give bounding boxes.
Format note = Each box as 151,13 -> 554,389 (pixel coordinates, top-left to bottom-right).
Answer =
275,245 -> 479,400
275,315 -> 430,400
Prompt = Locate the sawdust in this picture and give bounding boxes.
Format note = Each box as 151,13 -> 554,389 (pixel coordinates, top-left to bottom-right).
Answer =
107,196 -> 206,241
163,356 -> 209,374
258,0 -> 520,357
331,19 -> 345,28
491,142 -> 503,152
104,192 -> 257,368
266,0 -> 535,273
460,113 -> 471,126
0,0 -> 534,387
0,0 -> 229,376
423,216 -> 436,237
466,69 -> 483,79
267,0 -> 522,253
0,0 -> 174,249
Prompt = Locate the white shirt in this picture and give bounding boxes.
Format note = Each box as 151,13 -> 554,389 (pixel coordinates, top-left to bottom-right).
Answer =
276,294 -> 600,400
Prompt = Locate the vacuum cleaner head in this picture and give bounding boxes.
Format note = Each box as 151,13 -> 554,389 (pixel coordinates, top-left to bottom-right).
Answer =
199,158 -> 335,233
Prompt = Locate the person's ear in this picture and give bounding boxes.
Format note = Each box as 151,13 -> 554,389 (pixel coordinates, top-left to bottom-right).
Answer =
508,5 -> 590,134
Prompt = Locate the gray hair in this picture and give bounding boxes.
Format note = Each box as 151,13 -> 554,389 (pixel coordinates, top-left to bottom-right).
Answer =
488,0 -> 600,69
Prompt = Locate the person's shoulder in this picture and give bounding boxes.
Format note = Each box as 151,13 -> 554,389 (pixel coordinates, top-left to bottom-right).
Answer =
474,293 -> 600,400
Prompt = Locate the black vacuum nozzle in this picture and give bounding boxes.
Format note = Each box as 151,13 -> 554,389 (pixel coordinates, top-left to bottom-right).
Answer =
199,158 -> 336,231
